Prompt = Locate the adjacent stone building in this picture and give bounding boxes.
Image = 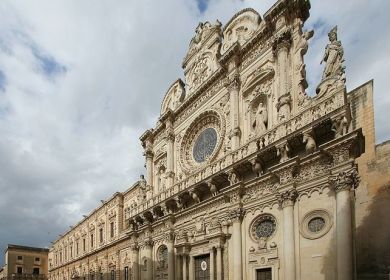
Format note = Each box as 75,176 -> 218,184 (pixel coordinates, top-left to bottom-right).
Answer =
0,244 -> 49,280
48,0 -> 389,279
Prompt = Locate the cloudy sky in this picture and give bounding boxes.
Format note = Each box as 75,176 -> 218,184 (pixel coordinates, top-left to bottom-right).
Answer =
0,0 -> 389,264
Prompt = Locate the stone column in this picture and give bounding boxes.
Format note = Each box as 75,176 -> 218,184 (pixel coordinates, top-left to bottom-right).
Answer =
188,256 -> 194,280
227,75 -> 241,150
144,149 -> 154,187
273,32 -> 291,99
216,246 -> 222,280
144,240 -> 154,280
166,124 -> 175,189
209,247 -> 215,280
229,208 -> 245,280
278,189 -> 298,280
331,168 -> 359,280
131,244 -> 139,280
182,255 -> 187,280
167,233 -> 175,280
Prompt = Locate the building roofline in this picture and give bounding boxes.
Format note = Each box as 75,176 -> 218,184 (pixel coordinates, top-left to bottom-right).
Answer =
6,244 -> 49,253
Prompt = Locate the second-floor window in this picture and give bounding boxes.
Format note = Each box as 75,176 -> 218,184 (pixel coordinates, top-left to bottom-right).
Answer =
83,238 -> 86,252
17,256 -> 23,261
91,234 -> 94,248
70,246 -> 73,258
99,228 -> 103,243
76,242 -> 79,255
124,267 -> 128,280
110,222 -> 114,238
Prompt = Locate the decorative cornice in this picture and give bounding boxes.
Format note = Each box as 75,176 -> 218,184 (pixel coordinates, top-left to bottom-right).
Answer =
228,207 -> 246,222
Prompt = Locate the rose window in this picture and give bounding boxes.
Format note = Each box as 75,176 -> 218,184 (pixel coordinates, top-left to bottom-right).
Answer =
192,128 -> 218,163
308,217 -> 325,233
250,214 -> 277,241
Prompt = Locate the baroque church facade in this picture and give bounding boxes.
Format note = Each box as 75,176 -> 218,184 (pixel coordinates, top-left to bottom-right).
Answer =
49,0 -> 389,279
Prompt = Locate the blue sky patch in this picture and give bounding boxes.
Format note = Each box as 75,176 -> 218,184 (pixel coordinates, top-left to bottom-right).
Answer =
30,46 -> 66,78
196,0 -> 209,13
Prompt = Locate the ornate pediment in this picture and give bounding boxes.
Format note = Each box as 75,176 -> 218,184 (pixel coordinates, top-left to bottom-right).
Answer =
183,21 -> 222,95
221,8 -> 262,55
160,79 -> 185,115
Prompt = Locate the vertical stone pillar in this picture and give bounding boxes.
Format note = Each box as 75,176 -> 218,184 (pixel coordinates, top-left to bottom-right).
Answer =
229,208 -> 245,280
144,149 -> 154,187
227,74 -> 241,150
216,246 -> 222,280
131,244 -> 139,280
182,255 -> 187,280
278,189 -> 298,280
188,256 -> 194,280
209,247 -> 215,280
166,120 -> 175,189
273,32 -> 291,99
144,239 -> 154,280
330,168 -> 359,280
167,232 -> 175,280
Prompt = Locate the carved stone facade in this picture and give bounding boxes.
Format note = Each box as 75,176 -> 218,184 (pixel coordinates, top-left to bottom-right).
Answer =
48,1 -> 387,280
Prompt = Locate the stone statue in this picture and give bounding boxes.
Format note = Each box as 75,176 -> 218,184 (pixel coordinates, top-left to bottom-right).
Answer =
252,102 -> 268,135
331,116 -> 348,138
277,93 -> 292,122
321,26 -> 344,80
303,132 -> 317,153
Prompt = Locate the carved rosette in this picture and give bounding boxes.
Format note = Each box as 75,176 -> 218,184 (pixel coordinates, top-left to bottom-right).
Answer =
179,110 -> 226,174
277,189 -> 298,208
329,167 -> 360,193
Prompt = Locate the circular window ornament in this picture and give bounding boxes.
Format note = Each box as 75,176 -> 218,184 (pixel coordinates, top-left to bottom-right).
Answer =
200,261 -> 207,271
179,110 -> 225,174
250,214 -> 277,241
300,209 -> 333,240
193,127 -> 218,163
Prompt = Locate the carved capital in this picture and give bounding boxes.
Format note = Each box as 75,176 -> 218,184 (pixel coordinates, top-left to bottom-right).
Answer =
144,238 -> 154,248
272,31 -> 292,56
165,231 -> 175,242
166,130 -> 175,141
329,167 -> 360,193
277,189 -> 298,208
228,207 -> 246,222
225,73 -> 240,92
130,243 -> 139,252
144,150 -> 154,159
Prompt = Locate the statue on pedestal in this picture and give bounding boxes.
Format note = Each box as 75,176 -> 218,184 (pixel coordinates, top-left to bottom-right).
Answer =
252,102 -> 268,136
321,26 -> 344,80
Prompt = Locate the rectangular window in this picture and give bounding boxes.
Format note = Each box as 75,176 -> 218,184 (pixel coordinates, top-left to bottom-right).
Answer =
83,238 -> 86,252
60,252 -> 62,263
110,222 -> 114,238
256,268 -> 272,280
17,267 -> 23,274
76,242 -> 79,255
17,256 -> 23,260
110,270 -> 115,280
124,267 -> 128,280
91,234 -> 94,248
99,228 -> 103,243
35,257 -> 40,262
33,268 -> 40,275
70,246 -> 73,258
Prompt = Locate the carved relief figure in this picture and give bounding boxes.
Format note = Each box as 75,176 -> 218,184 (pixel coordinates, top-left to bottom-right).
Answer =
252,102 -> 268,136
331,116 -> 348,138
303,132 -> 316,153
294,30 -> 314,105
321,26 -> 344,80
277,93 -> 292,122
